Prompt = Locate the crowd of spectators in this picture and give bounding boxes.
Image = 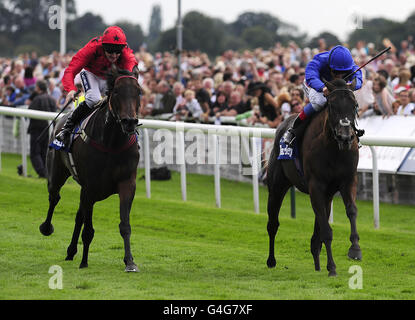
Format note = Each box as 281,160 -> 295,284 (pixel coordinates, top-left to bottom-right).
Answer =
1,37 -> 415,130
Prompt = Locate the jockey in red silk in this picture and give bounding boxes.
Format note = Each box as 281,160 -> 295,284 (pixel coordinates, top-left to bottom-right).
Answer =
283,45 -> 363,146
56,26 -> 138,146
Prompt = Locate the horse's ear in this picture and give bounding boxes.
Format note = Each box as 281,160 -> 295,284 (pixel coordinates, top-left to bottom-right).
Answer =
322,78 -> 336,92
111,63 -> 118,76
132,65 -> 139,79
348,78 -> 357,91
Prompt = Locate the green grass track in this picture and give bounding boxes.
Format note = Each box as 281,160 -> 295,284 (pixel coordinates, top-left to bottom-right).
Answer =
1,153 -> 415,299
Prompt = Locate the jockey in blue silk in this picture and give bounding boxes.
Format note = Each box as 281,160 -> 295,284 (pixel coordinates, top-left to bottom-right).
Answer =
282,45 -> 363,146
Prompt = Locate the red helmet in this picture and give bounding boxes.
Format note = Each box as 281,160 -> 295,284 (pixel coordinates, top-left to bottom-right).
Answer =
102,26 -> 127,45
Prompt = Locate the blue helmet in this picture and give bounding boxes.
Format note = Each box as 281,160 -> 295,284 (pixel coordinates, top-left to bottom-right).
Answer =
328,45 -> 354,71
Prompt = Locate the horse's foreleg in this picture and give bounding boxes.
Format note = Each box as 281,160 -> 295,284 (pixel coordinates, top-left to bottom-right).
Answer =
65,207 -> 83,261
39,192 -> 60,236
340,178 -> 362,261
309,181 -> 336,277
39,150 -> 70,236
119,179 -> 138,272
79,191 -> 94,269
310,217 -> 322,271
266,194 -> 280,268
266,165 -> 290,269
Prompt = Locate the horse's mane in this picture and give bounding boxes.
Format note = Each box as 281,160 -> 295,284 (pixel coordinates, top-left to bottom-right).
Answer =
106,69 -> 137,96
329,78 -> 348,89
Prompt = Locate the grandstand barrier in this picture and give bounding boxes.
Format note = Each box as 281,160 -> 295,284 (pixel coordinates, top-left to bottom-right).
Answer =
1,105 -> 415,229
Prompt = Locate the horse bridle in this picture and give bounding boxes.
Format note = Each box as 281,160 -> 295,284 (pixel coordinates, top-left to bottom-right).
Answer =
326,88 -> 358,115
325,88 -> 358,142
107,75 -> 141,132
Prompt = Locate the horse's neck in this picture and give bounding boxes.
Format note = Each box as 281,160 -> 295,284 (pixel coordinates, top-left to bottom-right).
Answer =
87,104 -> 128,147
312,109 -> 335,145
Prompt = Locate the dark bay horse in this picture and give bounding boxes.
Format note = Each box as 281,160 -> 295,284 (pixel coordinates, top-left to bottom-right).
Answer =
266,78 -> 361,277
39,64 -> 142,272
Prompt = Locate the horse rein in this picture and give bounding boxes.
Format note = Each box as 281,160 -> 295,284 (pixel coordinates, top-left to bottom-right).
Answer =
325,88 -> 359,144
107,74 -> 141,130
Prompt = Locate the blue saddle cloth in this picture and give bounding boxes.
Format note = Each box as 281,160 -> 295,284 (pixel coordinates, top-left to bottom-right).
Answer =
278,138 -> 298,160
49,126 -> 81,152
277,137 -> 304,176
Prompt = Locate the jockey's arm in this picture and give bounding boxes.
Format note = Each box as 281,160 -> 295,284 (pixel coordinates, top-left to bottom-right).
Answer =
305,58 -> 325,93
62,45 -> 94,93
121,46 -> 138,72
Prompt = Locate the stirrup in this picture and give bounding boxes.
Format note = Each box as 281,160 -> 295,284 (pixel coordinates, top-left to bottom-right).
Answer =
56,128 -> 71,145
282,129 -> 296,146
355,128 -> 365,137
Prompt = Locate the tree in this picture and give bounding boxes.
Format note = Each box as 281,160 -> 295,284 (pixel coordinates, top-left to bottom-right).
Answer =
155,11 -> 225,58
67,12 -> 106,51
347,17 -> 405,49
0,0 -> 76,56
182,11 -> 225,57
241,26 -> 274,49
115,20 -> 145,52
147,4 -> 162,52
230,12 -> 279,37
308,31 -> 341,49
228,11 -> 306,47
3,0 -> 76,33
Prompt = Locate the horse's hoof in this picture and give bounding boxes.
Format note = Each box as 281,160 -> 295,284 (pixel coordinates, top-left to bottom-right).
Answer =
125,263 -> 139,272
66,247 -> 77,260
39,222 -> 54,236
348,248 -> 362,261
328,270 -> 337,277
79,262 -> 88,269
267,257 -> 276,268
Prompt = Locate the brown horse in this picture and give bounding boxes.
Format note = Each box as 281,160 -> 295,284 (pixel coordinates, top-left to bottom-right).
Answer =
39,65 -> 142,272
266,78 -> 362,276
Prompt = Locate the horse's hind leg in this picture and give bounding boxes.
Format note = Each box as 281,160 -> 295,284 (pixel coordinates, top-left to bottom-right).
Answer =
266,162 -> 291,268
39,150 -> 70,236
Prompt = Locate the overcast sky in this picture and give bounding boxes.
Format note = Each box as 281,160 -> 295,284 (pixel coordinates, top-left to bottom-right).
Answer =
76,0 -> 415,41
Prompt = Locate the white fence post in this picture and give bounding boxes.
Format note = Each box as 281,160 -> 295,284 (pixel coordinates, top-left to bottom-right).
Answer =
20,117 -> 28,177
251,136 -> 260,214
143,128 -> 151,199
177,128 -> 187,201
214,134 -> 221,208
370,146 -> 380,229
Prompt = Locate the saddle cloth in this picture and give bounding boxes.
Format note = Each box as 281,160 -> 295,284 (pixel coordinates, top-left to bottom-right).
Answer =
278,137 -> 304,176
49,109 -> 98,152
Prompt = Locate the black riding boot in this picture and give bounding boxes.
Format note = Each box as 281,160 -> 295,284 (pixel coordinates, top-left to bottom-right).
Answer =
56,101 -> 93,146
282,114 -> 304,146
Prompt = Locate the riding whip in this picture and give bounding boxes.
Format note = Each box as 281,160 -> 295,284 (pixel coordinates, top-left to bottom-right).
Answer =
343,46 -> 391,81
36,89 -> 81,143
